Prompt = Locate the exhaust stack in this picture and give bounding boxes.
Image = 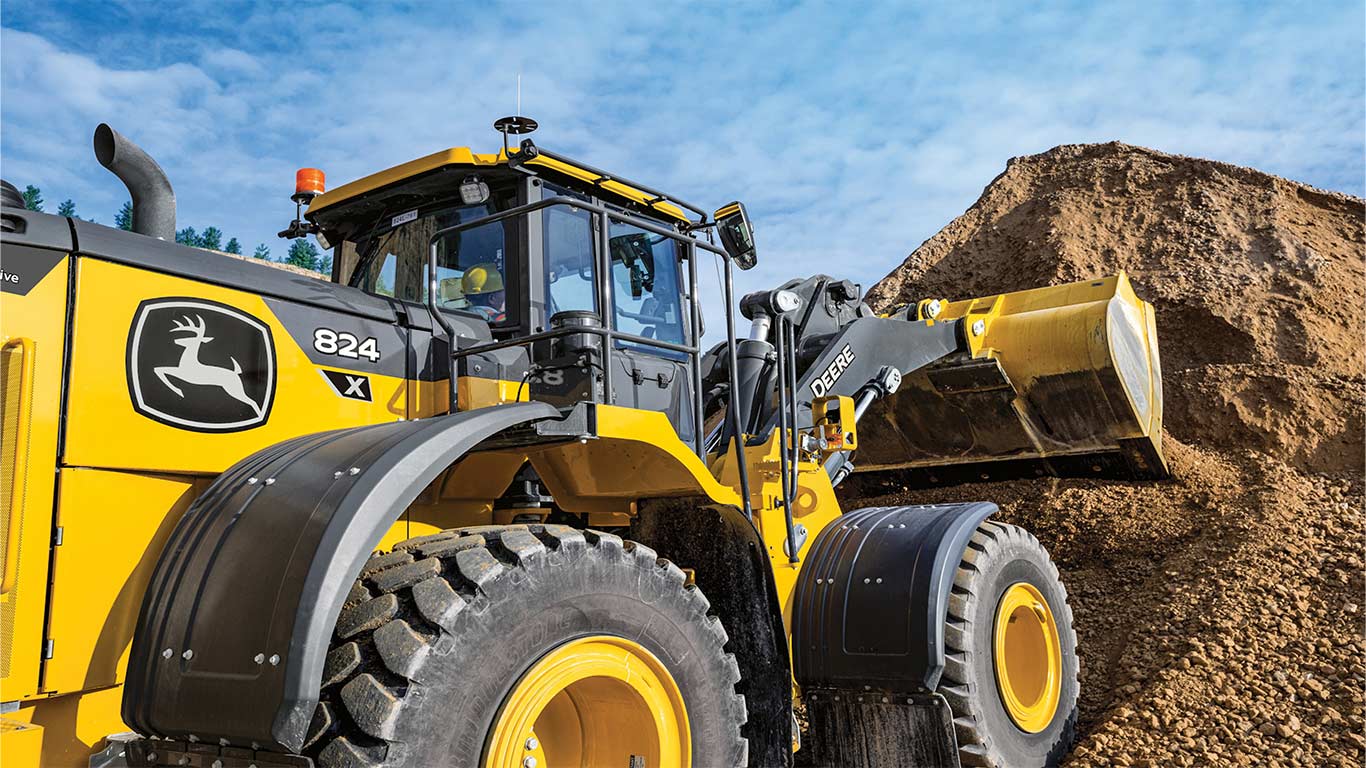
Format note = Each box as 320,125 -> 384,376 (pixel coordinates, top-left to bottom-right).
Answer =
93,123 -> 175,240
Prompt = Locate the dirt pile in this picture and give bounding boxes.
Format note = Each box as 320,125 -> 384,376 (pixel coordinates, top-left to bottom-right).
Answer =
218,249 -> 324,278
849,143 -> 1365,765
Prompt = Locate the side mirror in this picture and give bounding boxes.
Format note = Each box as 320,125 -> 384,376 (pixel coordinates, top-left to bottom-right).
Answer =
713,201 -> 757,271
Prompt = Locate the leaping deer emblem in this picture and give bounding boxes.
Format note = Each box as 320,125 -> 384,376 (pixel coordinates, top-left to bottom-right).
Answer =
154,315 -> 264,418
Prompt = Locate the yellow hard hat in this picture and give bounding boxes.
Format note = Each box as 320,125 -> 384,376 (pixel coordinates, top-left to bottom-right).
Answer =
461,263 -> 504,296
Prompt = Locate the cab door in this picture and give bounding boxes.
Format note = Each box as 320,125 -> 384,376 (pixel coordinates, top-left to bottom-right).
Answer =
605,221 -> 699,449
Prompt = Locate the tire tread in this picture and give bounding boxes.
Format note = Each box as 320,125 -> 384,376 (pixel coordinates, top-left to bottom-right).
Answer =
311,524 -> 747,767
940,522 -> 1078,768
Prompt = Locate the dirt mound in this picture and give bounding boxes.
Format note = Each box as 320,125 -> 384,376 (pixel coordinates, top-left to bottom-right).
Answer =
867,142 -> 1365,473
847,143 -> 1365,765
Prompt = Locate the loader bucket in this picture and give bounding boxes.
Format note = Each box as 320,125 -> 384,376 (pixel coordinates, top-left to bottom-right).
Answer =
856,272 -> 1167,485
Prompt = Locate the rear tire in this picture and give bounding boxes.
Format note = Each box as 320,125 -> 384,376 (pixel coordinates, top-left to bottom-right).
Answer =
940,521 -> 1079,767
305,524 -> 748,767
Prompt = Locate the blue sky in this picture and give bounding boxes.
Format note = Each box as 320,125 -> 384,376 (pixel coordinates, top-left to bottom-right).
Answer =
3,1 -> 1362,337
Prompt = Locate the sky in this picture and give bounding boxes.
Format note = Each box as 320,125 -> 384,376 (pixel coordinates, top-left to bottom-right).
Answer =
2,0 -> 1362,339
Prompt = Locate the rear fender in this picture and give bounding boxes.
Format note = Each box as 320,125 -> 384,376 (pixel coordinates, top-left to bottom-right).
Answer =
122,402 -> 561,751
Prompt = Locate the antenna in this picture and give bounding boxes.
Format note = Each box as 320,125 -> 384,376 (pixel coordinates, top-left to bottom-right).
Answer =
494,114 -> 539,156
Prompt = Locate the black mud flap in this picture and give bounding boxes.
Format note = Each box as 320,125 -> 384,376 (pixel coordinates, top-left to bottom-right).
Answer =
792,503 -> 996,766
122,402 -> 561,753
800,691 -> 960,768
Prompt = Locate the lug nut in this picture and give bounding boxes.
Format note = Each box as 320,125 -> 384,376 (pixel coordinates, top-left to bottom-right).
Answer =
523,758 -> 538,768
525,737 -> 539,751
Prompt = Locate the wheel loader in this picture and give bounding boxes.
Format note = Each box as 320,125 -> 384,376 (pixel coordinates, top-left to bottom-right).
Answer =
0,118 -> 1166,768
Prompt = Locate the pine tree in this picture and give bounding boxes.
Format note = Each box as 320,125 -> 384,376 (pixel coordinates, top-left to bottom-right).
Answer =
21,185 -> 43,212
115,201 -> 133,231
176,227 -> 198,246
316,252 -> 334,275
285,240 -> 320,270
199,226 -> 223,251
57,199 -> 76,217
224,238 -> 242,255
252,243 -> 271,260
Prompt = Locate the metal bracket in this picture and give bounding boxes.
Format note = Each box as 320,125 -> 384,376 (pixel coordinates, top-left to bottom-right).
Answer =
783,523 -> 808,559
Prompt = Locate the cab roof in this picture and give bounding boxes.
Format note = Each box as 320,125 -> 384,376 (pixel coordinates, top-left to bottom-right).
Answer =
306,145 -> 693,224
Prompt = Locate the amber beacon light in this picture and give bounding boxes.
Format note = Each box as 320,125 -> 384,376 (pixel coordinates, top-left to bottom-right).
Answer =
294,167 -> 326,203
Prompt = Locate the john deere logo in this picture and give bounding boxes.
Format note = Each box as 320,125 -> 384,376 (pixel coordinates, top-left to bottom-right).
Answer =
127,298 -> 275,432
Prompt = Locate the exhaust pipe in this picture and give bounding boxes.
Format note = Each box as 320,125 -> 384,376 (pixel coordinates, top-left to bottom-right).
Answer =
93,123 -> 175,240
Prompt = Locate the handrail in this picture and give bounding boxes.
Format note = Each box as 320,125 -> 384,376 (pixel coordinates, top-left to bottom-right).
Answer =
2,337 -> 35,594
529,147 -> 710,223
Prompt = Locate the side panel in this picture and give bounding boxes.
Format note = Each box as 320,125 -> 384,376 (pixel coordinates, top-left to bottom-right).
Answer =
44,469 -> 206,695
63,258 -> 407,474
0,245 -> 68,702
0,718 -> 43,768
3,686 -> 124,768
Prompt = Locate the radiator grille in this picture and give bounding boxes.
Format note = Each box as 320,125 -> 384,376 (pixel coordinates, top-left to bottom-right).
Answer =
0,340 -> 33,679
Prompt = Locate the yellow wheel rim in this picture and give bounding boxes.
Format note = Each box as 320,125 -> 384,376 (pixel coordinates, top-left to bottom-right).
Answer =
993,582 -> 1062,733
483,635 -> 690,768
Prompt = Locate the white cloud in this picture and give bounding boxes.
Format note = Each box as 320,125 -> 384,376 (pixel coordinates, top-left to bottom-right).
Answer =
2,1 -> 1360,337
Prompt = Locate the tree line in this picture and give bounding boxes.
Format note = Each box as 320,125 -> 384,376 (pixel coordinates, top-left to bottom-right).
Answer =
19,185 -> 330,274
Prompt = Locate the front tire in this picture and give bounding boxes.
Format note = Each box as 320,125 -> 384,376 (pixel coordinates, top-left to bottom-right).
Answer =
941,521 -> 1079,767
305,524 -> 748,767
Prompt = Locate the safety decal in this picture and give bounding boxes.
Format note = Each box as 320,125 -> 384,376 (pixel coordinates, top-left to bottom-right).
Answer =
319,368 -> 373,402
126,298 -> 276,432
1,245 -> 66,296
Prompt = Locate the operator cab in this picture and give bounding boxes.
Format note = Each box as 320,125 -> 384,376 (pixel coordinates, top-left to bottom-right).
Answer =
287,118 -> 756,454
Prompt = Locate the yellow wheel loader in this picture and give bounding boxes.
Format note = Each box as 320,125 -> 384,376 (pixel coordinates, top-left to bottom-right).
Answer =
0,118 -> 1165,768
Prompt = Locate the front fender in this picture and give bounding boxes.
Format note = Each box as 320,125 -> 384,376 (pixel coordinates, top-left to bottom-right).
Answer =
122,402 -> 561,751
791,502 -> 997,694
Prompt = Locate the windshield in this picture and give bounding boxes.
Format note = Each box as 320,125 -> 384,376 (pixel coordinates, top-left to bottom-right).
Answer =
347,203 -> 511,322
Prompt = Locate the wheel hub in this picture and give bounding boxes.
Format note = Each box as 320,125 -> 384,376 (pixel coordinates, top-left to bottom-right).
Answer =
484,635 -> 690,767
993,582 -> 1063,733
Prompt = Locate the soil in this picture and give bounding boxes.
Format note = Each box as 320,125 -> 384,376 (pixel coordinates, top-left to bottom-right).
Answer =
845,143 -> 1366,766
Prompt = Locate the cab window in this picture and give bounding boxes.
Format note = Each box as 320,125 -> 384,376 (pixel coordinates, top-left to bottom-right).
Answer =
541,184 -> 597,317
608,220 -> 688,349
349,203 -> 512,323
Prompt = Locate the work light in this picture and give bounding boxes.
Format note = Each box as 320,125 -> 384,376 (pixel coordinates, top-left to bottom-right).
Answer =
460,175 -> 490,205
